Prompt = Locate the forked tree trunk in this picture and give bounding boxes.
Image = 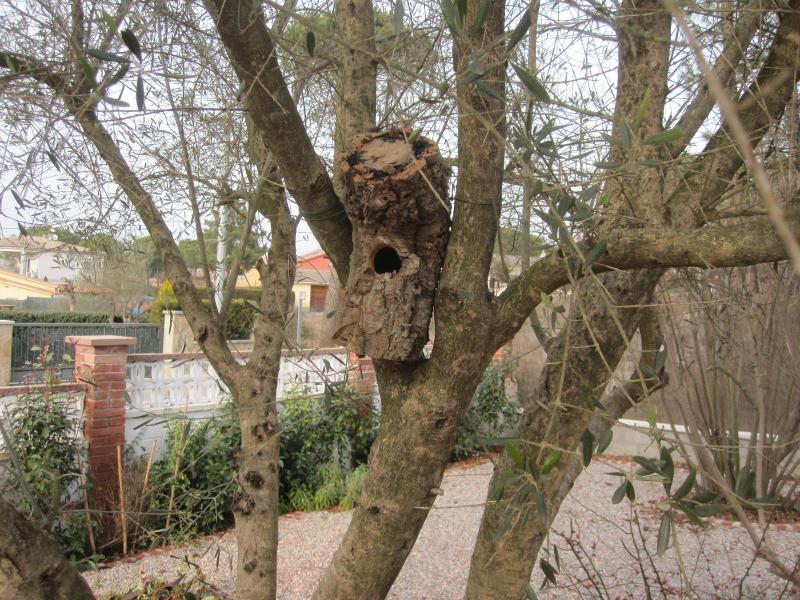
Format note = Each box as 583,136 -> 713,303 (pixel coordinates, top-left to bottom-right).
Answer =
464,272 -> 663,599
0,498 -> 95,600
312,353 -> 494,600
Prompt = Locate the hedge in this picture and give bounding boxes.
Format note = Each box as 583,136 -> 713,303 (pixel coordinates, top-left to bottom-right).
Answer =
0,311 -> 110,323
151,282 -> 256,339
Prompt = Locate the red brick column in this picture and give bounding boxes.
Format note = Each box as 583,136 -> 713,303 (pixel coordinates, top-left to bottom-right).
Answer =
347,353 -> 377,398
66,335 -> 136,501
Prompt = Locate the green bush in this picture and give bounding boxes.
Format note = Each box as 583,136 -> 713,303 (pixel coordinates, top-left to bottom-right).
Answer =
3,387 -> 102,569
4,388 -> 82,522
288,461 -> 369,512
141,387 -> 376,542
452,362 -> 521,460
0,311 -> 110,323
220,299 -> 257,340
145,404 -> 241,543
340,464 -> 369,510
279,387 -> 378,511
150,280 -> 256,339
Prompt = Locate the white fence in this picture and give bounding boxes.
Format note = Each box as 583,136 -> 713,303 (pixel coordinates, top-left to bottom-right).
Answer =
124,350 -> 351,457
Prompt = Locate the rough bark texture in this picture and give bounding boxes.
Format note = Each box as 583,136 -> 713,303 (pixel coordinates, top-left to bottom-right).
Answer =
313,2 -> 507,597
334,128 -> 450,360
0,498 -> 95,600
16,22 -> 299,595
466,1 -> 673,596
230,378 -> 281,600
229,132 -> 297,600
311,355 -> 494,600
334,0 -> 377,157
465,0 -> 800,596
466,270 -> 664,600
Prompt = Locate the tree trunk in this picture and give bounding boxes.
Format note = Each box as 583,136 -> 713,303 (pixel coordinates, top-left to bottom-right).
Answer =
234,128 -> 297,600
314,0 -> 508,596
312,351 -> 494,600
334,128 -> 450,360
465,0 -> 675,593
0,498 -> 95,600
465,270 -> 663,599
230,377 -> 281,600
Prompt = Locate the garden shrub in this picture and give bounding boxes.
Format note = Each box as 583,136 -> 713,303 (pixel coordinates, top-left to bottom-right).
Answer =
4,388 -> 82,522
452,361 -> 520,460
145,403 -> 241,543
141,387 -> 376,543
340,464 -> 369,510
219,299 -> 257,340
151,280 -> 256,339
2,388 -> 103,569
279,387 -> 378,511
0,311 -> 110,323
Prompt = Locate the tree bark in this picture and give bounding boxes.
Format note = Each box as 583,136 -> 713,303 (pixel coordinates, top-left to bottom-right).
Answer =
230,132 -> 297,600
334,0 -> 377,156
0,498 -> 95,600
465,269 -> 664,599
311,354 -> 494,600
312,2 -> 508,596
466,1 -> 673,595
229,377 -> 281,600
208,0 -> 353,282
465,0 -> 800,596
334,128 -> 450,360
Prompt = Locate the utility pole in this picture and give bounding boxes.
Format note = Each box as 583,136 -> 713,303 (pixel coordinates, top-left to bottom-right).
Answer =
296,290 -> 306,348
214,202 -> 230,311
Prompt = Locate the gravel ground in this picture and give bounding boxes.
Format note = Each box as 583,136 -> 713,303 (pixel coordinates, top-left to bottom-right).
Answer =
85,458 -> 800,599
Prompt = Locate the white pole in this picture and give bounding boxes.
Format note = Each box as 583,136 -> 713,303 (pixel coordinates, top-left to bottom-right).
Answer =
214,204 -> 230,310
296,291 -> 306,347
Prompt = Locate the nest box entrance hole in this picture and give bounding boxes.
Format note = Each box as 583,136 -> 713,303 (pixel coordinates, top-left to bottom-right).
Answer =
372,245 -> 402,275
334,127 -> 450,361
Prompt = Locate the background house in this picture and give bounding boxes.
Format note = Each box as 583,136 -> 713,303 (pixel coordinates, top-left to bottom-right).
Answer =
236,249 -> 337,347
0,232 -> 104,283
0,269 -> 61,300
237,249 -> 334,314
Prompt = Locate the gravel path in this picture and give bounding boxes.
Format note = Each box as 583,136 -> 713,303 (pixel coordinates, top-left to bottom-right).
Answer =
85,458 -> 800,599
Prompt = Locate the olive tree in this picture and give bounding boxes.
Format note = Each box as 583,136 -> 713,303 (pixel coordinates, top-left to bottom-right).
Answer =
1,0 -> 799,599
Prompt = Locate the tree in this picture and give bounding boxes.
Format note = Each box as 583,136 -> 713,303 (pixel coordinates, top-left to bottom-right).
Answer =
1,1 -> 799,599
1,3 -> 298,598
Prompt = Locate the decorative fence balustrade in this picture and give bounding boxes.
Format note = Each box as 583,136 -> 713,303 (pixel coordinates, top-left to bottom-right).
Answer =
126,358 -> 226,413
123,349 -> 353,457
0,337 -> 363,503
125,349 -> 350,414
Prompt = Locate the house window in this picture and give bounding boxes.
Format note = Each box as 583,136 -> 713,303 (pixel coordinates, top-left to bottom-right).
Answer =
309,285 -> 327,312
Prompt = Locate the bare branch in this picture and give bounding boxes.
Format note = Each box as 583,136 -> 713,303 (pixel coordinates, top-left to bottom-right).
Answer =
667,0 -> 800,272
205,0 -> 353,282
493,208 -> 800,342
673,0 -> 769,153
673,0 -> 800,217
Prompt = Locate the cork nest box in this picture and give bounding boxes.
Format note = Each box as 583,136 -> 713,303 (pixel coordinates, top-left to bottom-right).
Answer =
333,127 -> 450,361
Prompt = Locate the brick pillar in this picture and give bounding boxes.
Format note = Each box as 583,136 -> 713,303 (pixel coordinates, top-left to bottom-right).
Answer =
347,353 -> 377,398
0,320 -> 13,385
66,335 -> 136,502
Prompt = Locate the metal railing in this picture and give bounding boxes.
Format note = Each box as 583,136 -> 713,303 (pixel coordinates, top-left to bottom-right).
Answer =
11,323 -> 162,369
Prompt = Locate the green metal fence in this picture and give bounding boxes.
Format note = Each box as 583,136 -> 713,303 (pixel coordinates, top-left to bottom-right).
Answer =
11,323 -> 162,368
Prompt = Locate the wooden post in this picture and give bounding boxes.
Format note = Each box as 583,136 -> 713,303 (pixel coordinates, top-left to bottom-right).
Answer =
334,127 -> 450,361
